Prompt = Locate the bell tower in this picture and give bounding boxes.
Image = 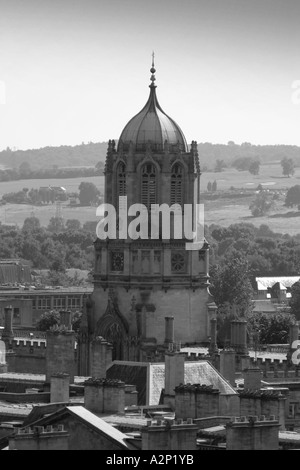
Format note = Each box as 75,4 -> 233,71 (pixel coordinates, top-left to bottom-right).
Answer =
92,58 -> 214,361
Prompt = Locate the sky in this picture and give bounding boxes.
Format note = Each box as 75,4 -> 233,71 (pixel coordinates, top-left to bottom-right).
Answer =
0,0 -> 300,150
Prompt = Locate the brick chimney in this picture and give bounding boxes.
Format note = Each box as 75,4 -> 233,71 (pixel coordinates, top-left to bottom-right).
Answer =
142,418 -> 198,451
230,320 -> 248,355
46,328 -> 76,383
175,383 -> 220,419
243,366 -> 262,390
2,306 -> 14,348
220,349 -> 236,387
209,318 -> 218,355
164,316 -> 175,348
226,415 -> 279,450
90,336 -> 113,378
164,352 -> 185,408
84,378 -> 125,414
50,373 -> 70,403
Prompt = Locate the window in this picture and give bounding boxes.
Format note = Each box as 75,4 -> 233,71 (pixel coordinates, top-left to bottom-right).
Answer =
153,251 -> 161,274
117,162 -> 126,197
289,404 -> 296,418
68,297 -> 81,309
141,163 -> 157,210
53,297 -> 66,310
13,308 -> 21,325
111,252 -> 124,272
171,163 -> 183,206
141,251 -> 150,274
171,251 -> 186,273
37,297 -> 51,310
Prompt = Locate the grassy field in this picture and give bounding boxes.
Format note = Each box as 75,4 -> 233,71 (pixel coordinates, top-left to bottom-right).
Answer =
201,161 -> 300,191
0,176 -> 105,228
1,163 -> 300,235
0,175 -> 104,197
202,163 -> 300,235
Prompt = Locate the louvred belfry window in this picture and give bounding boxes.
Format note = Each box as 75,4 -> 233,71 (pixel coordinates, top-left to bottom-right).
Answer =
117,162 -> 126,197
171,163 -> 183,206
141,163 -> 157,210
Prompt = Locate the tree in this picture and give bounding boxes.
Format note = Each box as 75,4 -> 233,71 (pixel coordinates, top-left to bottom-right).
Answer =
78,182 -> 101,206
249,160 -> 260,175
19,161 -> 31,177
281,157 -> 295,177
210,257 -> 254,315
248,312 -> 296,344
212,180 -> 217,191
215,159 -> 226,172
22,216 -> 41,232
210,257 -> 254,345
249,192 -> 275,217
35,311 -> 60,331
66,219 -> 81,231
290,281 -> 300,320
47,217 -> 65,233
207,181 -> 212,192
285,185 -> 300,207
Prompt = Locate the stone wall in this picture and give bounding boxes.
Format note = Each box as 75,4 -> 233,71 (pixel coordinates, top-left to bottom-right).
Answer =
92,285 -> 210,346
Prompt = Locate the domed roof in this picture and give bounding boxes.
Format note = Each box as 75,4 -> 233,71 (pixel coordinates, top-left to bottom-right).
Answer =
118,59 -> 188,153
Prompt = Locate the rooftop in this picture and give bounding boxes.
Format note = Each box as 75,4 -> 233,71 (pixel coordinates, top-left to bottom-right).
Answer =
118,59 -> 187,153
256,276 -> 300,290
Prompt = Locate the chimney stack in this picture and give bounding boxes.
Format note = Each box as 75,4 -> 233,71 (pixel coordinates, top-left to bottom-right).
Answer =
164,316 -> 175,348
2,306 -> 14,348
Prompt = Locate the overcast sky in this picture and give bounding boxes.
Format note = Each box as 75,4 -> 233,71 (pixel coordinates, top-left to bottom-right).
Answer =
0,0 -> 300,150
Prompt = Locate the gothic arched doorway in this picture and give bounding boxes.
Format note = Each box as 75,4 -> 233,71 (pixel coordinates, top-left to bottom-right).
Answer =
95,289 -> 129,360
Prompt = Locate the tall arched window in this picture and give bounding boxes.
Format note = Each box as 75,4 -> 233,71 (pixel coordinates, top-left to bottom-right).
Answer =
117,162 -> 126,197
171,163 -> 183,206
141,163 -> 157,209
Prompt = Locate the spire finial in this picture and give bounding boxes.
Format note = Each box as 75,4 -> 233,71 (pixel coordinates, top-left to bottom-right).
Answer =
150,51 -> 156,88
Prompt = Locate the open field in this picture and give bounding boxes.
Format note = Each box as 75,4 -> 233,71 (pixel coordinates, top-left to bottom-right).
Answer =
204,197 -> 300,236
0,175 -> 105,227
201,162 -> 300,191
0,175 -> 104,197
1,163 -> 300,234
0,202 -> 99,227
201,163 -> 300,235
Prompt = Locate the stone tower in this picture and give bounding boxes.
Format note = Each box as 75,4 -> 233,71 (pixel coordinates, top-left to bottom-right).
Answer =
92,59 -> 213,361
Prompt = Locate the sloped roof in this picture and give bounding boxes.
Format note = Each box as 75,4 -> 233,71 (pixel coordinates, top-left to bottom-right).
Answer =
66,406 -> 133,449
256,277 -> 300,290
106,363 -> 148,405
148,360 -> 237,405
184,361 -> 236,395
0,262 -> 31,285
118,63 -> 187,153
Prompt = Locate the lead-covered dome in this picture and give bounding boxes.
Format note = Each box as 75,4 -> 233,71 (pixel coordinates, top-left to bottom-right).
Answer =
118,61 -> 188,153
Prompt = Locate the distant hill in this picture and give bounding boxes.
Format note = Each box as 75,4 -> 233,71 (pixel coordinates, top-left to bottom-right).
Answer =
0,142 -> 109,170
197,142 -> 300,170
1,141 -> 300,171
